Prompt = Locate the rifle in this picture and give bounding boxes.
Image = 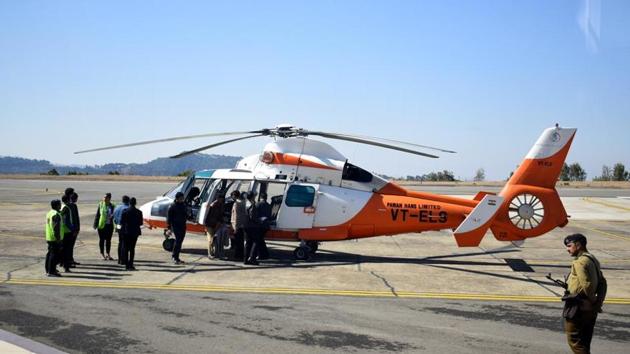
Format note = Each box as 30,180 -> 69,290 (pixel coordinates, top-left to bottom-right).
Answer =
546,273 -> 568,290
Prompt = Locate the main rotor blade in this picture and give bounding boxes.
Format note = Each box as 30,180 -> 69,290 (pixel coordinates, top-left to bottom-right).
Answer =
330,132 -> 456,154
306,131 -> 440,158
74,130 -> 266,154
169,134 -> 265,159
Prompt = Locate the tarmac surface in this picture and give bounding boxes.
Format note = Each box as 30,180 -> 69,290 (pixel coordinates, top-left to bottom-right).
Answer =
1,179 -> 629,353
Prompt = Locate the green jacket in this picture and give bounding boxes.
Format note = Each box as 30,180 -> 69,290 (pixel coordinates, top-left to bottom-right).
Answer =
45,209 -> 63,242
93,201 -> 115,230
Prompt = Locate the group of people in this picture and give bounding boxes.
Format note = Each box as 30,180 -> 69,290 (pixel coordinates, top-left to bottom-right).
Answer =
94,193 -> 144,270
44,188 -> 143,276
191,190 -> 271,266
44,188 -> 80,276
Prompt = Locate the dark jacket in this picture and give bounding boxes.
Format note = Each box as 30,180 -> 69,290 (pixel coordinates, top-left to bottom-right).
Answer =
121,206 -> 143,238
256,200 -> 272,229
204,200 -> 225,228
247,203 -> 261,229
256,200 -> 272,219
167,202 -> 188,231
69,203 -> 80,232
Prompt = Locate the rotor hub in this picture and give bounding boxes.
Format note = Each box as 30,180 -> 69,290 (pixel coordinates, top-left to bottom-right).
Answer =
517,204 -> 535,219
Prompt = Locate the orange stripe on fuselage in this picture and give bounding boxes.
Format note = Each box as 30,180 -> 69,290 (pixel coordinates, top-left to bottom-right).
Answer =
270,152 -> 339,171
145,219 -> 207,234
299,187 -> 474,241
144,219 -> 300,241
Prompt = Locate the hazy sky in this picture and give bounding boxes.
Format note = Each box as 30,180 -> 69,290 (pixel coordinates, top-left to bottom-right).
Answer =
1,0 -> 628,180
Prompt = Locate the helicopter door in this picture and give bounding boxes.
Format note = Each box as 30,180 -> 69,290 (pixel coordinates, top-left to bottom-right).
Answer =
276,183 -> 319,229
197,179 -> 222,225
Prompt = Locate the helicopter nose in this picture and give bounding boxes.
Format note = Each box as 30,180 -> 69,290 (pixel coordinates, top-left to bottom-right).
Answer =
140,201 -> 152,218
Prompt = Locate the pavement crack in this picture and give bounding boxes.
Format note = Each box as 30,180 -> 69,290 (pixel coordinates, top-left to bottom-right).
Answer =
3,259 -> 42,282
391,237 -> 404,252
370,271 -> 397,297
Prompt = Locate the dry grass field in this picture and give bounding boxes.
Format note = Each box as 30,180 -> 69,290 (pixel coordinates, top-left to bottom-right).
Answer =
1,174 -> 629,189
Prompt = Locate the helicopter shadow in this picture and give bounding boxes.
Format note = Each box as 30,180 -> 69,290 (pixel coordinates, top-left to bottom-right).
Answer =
177,245 -> 563,288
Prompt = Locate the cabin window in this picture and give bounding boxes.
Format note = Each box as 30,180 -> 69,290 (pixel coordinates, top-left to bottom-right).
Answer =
285,185 -> 315,207
342,163 -> 373,183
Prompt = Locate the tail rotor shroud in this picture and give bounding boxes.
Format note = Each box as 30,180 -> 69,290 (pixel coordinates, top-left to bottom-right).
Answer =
508,193 -> 545,230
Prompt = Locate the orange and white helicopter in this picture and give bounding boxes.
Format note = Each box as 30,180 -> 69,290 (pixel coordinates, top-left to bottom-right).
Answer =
77,124 -> 576,260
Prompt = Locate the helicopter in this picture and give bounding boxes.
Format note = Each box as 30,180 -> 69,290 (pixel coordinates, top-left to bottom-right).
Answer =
76,124 -> 576,260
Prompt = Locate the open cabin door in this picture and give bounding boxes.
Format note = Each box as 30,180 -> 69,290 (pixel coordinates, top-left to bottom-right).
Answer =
276,182 -> 320,229
197,179 -> 222,224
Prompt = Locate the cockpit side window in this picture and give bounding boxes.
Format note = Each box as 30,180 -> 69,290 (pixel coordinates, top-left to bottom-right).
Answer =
164,181 -> 185,199
342,163 -> 373,183
186,178 -> 208,204
202,179 -> 222,203
285,185 -> 315,207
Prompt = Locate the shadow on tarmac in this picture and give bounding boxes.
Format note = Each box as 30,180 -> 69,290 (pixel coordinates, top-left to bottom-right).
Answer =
170,245 -> 566,288
53,245 -> 571,289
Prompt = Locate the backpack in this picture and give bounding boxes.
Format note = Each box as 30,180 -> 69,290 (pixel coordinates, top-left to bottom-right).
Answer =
583,254 -> 607,312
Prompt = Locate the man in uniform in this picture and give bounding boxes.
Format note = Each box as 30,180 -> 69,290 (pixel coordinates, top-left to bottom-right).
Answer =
564,233 -> 603,354
167,192 -> 188,264
204,194 -> 225,259
45,200 -> 63,277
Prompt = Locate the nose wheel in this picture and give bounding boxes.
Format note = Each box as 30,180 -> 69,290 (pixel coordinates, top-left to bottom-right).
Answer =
293,241 -> 319,260
162,229 -> 174,252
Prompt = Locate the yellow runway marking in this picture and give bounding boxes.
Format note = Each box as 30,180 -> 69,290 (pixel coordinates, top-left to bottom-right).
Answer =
5,278 -> 630,304
572,222 -> 630,242
582,197 -> 630,212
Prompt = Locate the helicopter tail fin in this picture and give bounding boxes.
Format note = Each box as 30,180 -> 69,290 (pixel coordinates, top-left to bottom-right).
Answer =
452,126 -> 576,246
489,126 -> 577,243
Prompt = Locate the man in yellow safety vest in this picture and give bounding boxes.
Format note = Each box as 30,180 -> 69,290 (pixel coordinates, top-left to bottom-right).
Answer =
45,199 -> 64,277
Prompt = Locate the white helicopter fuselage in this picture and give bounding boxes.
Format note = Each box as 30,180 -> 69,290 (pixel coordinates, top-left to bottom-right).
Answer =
140,137 -> 393,240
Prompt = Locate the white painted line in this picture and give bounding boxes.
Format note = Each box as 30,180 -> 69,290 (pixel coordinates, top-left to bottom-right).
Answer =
0,329 -> 67,354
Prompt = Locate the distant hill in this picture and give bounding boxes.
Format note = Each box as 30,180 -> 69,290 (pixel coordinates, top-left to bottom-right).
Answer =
0,154 -> 242,176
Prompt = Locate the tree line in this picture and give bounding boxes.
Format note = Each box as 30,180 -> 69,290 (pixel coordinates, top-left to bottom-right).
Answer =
391,162 -> 629,182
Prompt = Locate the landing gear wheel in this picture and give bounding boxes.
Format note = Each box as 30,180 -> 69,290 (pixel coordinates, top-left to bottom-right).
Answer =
306,241 -> 319,255
163,238 -> 175,252
293,247 -> 310,261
